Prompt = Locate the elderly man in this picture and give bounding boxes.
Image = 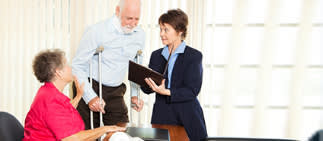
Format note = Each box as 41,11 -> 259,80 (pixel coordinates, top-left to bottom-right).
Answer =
72,0 -> 144,129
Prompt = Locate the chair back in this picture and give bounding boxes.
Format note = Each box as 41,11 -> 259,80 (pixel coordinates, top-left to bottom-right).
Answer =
310,129 -> 323,141
0,112 -> 24,141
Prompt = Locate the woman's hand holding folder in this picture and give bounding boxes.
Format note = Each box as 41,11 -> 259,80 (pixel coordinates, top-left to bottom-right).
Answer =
144,78 -> 170,96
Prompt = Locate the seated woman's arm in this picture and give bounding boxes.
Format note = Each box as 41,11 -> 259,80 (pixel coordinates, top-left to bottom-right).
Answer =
70,94 -> 82,108
62,126 -> 125,141
70,76 -> 84,108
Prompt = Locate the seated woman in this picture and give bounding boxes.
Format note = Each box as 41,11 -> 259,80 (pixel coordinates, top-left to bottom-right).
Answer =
23,49 -> 125,141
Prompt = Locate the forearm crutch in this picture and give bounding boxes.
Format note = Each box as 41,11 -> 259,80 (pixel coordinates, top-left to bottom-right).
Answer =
130,50 -> 142,126
89,46 -> 105,138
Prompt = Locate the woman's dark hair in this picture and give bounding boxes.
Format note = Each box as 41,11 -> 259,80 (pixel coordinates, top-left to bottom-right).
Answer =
32,49 -> 65,83
158,8 -> 188,39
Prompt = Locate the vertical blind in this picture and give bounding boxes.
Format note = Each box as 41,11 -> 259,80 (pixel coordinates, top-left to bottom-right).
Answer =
0,0 -> 322,140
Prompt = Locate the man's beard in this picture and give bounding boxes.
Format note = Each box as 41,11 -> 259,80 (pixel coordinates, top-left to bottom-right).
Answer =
118,16 -> 135,34
121,25 -> 134,34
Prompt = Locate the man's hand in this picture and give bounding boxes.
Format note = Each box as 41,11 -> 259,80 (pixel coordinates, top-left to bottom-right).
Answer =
88,97 -> 106,114
131,96 -> 144,112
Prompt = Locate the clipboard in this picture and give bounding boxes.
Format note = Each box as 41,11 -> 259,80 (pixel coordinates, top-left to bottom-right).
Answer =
128,60 -> 164,87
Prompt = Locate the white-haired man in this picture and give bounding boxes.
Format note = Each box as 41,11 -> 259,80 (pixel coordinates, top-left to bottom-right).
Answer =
72,0 -> 144,129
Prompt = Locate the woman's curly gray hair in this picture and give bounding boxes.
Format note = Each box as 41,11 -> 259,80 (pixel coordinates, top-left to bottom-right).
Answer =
32,49 -> 65,83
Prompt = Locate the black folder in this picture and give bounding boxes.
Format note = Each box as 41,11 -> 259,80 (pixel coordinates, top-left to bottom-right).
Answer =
128,61 -> 164,88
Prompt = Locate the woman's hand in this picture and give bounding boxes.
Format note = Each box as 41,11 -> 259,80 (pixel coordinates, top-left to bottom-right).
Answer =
62,125 -> 126,141
144,78 -> 170,96
104,125 -> 126,133
73,75 -> 84,97
103,126 -> 127,141
70,75 -> 84,108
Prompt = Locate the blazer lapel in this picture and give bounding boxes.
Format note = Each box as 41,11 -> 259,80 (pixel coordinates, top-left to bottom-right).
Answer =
170,48 -> 186,87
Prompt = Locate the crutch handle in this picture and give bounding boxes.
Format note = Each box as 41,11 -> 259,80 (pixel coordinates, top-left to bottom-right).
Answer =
95,46 -> 104,54
137,50 -> 142,56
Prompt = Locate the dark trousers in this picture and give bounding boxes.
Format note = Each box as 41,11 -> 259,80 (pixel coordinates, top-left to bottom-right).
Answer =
73,79 -> 128,129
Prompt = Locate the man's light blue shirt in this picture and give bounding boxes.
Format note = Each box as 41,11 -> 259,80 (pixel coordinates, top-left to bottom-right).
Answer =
161,41 -> 186,88
72,15 -> 145,104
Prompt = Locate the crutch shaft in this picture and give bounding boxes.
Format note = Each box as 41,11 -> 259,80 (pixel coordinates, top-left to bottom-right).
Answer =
90,60 -> 94,130
98,48 -> 104,127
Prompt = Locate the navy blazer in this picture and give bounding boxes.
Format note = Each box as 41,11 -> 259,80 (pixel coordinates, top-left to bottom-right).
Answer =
141,46 -> 207,140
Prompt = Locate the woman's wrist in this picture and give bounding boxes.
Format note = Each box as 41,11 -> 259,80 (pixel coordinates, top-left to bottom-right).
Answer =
76,94 -> 82,98
164,89 -> 171,96
74,95 -> 82,102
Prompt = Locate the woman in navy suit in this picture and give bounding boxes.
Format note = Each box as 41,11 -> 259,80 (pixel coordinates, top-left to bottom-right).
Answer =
141,9 -> 208,140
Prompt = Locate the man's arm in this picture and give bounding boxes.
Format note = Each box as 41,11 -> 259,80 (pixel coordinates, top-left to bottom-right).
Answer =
72,28 -> 99,104
130,50 -> 143,97
130,31 -> 146,111
129,50 -> 144,112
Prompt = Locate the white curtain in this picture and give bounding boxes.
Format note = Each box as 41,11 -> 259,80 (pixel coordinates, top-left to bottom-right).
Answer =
0,0 -> 322,140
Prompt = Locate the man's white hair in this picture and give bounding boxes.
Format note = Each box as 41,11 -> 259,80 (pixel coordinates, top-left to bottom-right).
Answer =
118,0 -> 125,11
118,0 -> 142,13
